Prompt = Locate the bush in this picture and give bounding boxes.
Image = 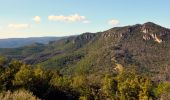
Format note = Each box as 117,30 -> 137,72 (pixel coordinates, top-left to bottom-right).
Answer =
0,90 -> 39,100
155,82 -> 170,99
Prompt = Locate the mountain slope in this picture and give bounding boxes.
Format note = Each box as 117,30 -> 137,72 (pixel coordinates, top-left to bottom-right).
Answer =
0,22 -> 170,81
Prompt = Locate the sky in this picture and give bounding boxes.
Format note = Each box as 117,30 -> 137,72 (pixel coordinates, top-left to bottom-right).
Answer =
0,0 -> 170,39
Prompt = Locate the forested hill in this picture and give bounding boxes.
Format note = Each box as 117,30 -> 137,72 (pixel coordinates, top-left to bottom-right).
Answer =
0,22 -> 170,100
0,22 -> 170,82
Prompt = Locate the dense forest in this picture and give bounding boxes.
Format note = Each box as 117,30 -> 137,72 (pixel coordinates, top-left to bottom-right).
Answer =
0,56 -> 170,100
0,22 -> 170,100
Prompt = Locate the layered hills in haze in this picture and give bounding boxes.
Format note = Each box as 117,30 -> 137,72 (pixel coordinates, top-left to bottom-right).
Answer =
0,22 -> 170,81
0,37 -> 62,48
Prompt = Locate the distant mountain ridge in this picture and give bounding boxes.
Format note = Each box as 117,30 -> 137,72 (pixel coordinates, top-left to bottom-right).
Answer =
0,37 -> 62,48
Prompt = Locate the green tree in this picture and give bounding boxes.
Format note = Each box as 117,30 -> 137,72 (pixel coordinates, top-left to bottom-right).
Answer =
101,74 -> 117,99
0,56 -> 6,67
155,82 -> 170,100
117,71 -> 154,100
71,75 -> 92,99
13,64 -> 33,88
0,60 -> 23,91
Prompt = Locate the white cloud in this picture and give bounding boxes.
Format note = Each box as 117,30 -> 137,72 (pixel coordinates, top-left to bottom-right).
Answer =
108,19 -> 120,26
33,16 -> 41,22
8,24 -> 31,30
82,20 -> 90,24
48,14 -> 90,23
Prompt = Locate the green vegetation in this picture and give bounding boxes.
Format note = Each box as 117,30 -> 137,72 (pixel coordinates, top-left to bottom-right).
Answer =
0,56 -> 169,100
0,90 -> 39,100
0,22 -> 170,99
155,82 -> 170,99
0,22 -> 169,82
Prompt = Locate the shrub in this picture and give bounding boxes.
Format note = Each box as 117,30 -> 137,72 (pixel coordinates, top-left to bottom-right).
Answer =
0,90 -> 39,100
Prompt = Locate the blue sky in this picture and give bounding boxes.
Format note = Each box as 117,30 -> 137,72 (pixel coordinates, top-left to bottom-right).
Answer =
0,0 -> 170,39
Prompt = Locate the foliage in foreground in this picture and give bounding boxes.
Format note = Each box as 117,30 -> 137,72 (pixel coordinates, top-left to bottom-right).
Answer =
0,90 -> 39,100
0,57 -> 170,100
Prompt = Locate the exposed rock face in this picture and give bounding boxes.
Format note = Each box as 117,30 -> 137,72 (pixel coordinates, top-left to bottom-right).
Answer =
101,22 -> 167,44
151,34 -> 162,43
102,32 -> 114,38
141,26 -> 149,34
142,34 -> 162,43
114,63 -> 124,72
73,32 -> 96,48
143,35 -> 151,40
140,22 -> 166,43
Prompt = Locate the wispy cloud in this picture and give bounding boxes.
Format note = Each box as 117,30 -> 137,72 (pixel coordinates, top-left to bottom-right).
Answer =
48,14 -> 90,23
108,19 -> 120,26
8,24 -> 31,30
33,16 -> 41,22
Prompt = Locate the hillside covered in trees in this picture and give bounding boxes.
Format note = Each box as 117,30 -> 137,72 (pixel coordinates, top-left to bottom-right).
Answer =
0,22 -> 170,100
